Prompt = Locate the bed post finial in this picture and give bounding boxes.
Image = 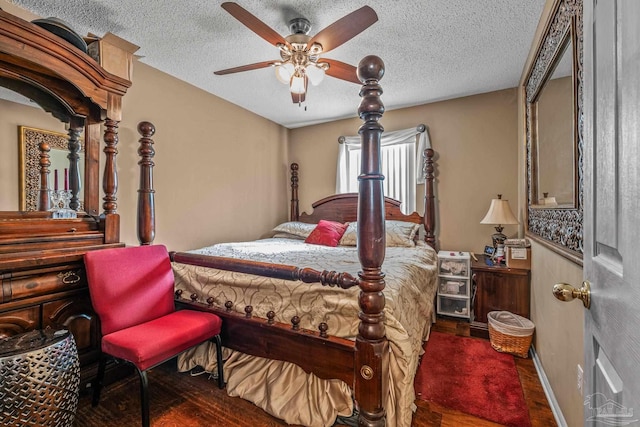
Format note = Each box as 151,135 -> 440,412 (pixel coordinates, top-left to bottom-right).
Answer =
355,54 -> 388,427
137,121 -> 156,246
290,163 -> 299,221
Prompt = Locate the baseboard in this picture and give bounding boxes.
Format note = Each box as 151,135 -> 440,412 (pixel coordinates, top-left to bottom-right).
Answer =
530,345 -> 568,427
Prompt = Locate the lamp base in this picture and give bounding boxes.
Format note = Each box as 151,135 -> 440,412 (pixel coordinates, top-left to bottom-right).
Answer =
491,228 -> 507,249
495,243 -> 505,259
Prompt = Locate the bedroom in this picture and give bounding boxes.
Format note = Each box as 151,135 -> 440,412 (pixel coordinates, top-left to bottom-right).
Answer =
1,1 -> 638,426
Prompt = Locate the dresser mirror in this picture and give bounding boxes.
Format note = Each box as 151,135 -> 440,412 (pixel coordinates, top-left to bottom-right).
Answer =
1,88 -> 88,214
533,33 -> 575,208
18,124 -> 85,211
524,0 -> 583,264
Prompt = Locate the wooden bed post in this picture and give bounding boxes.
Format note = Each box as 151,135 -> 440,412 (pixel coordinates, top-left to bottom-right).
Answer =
102,118 -> 119,216
101,114 -> 121,244
137,121 -> 156,245
355,55 -> 388,427
67,117 -> 84,211
423,148 -> 436,249
290,163 -> 299,221
37,140 -> 51,211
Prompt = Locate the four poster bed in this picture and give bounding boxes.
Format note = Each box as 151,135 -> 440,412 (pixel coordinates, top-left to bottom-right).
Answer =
136,56 -> 439,427
171,192 -> 438,427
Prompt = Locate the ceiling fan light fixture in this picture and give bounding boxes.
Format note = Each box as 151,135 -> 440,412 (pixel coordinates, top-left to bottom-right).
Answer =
215,3 -> 379,104
290,73 -> 307,95
275,62 -> 295,84
305,63 -> 325,86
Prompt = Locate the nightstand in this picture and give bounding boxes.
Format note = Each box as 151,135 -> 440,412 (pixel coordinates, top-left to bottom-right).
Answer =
470,254 -> 531,338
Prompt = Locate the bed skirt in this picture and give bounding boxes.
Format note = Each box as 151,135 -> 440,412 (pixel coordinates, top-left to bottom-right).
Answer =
177,344 -> 353,427
176,314 -> 435,427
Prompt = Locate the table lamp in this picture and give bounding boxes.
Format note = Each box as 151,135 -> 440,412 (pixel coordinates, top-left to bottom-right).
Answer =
480,194 -> 518,258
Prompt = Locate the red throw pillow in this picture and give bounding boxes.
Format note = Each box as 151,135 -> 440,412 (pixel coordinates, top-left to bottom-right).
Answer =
304,220 -> 348,247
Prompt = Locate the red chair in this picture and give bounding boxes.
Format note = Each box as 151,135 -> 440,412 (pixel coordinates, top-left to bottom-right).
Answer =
84,244 -> 223,427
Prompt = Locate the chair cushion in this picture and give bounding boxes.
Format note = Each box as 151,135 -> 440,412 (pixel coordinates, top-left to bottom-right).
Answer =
84,245 -> 175,336
102,310 -> 222,371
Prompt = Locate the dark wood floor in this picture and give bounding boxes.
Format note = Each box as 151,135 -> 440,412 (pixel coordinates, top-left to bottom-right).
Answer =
74,318 -> 557,426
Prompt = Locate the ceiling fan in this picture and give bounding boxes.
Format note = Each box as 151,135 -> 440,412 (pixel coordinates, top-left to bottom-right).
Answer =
214,2 -> 378,104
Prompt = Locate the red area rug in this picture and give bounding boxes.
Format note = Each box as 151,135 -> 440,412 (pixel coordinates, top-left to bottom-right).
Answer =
415,331 -> 531,427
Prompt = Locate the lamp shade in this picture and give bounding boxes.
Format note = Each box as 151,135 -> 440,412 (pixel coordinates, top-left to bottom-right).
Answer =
305,63 -> 325,86
290,73 -> 307,95
275,63 -> 294,84
480,196 -> 518,225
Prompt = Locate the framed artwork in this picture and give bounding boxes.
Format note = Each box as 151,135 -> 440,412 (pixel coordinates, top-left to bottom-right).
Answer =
18,126 -> 84,211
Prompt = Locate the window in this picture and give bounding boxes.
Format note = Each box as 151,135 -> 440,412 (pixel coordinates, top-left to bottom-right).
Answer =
336,126 -> 429,214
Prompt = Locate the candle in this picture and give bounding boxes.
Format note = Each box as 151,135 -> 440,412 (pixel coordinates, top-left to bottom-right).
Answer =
64,168 -> 68,191
54,169 -> 58,191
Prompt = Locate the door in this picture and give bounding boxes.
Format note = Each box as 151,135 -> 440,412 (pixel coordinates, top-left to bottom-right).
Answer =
582,0 -> 640,425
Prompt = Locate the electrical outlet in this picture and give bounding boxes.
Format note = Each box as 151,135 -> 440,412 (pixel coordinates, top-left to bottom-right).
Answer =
577,364 -> 584,396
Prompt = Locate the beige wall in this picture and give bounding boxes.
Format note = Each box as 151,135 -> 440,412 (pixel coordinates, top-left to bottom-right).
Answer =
289,88 -> 520,253
530,242 -> 584,427
518,1 -> 585,426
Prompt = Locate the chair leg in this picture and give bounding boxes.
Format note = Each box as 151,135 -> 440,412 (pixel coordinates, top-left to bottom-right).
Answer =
214,334 -> 224,389
137,368 -> 150,427
92,353 -> 107,407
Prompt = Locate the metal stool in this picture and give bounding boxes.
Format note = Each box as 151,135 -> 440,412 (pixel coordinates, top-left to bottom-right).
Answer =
0,329 -> 80,426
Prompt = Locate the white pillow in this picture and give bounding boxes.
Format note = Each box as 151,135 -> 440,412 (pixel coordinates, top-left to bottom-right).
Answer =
271,221 -> 317,240
339,220 -> 420,247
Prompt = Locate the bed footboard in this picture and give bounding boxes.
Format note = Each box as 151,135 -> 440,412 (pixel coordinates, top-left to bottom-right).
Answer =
172,252 -> 357,289
175,296 -> 356,384
170,250 -> 361,385
171,251 -> 359,383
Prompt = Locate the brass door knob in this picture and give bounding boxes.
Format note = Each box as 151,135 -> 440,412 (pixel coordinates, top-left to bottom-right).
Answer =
553,281 -> 591,309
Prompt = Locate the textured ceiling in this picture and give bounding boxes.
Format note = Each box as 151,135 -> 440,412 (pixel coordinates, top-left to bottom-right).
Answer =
8,0 -> 546,129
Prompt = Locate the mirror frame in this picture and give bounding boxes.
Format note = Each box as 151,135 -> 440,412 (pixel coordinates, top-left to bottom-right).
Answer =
524,0 -> 583,265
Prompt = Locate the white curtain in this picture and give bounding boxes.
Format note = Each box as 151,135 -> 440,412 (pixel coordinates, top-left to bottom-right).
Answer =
336,126 -> 432,214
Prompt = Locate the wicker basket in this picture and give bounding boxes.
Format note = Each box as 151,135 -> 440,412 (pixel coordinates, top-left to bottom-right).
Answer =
487,311 -> 535,358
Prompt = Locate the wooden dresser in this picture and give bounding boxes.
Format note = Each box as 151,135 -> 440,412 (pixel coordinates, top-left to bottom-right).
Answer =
0,9 -> 135,385
470,254 -> 531,339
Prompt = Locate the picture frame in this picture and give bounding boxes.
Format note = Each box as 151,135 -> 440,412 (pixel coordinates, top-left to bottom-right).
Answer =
483,245 -> 495,257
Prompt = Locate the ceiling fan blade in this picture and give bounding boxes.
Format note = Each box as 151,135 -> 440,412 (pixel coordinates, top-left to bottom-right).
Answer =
214,60 -> 277,75
307,6 -> 378,54
221,2 -> 288,47
323,59 -> 361,84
